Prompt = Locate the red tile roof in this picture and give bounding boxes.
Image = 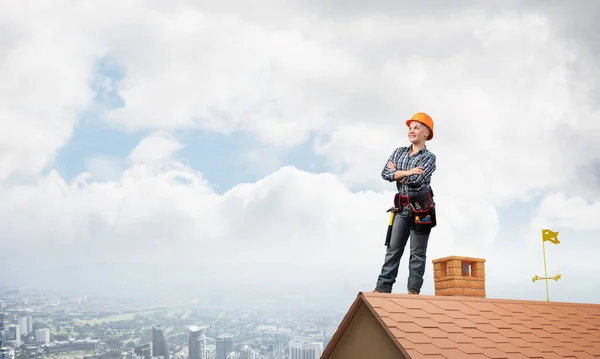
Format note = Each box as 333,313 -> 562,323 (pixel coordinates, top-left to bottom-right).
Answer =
322,292 -> 600,359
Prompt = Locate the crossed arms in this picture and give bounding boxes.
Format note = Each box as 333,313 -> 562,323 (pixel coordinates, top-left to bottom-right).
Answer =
381,148 -> 436,186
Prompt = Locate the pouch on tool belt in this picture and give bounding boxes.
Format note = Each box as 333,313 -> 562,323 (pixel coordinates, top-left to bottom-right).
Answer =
407,191 -> 436,234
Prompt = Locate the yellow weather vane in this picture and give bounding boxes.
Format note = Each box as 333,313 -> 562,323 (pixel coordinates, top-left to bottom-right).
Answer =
532,228 -> 561,302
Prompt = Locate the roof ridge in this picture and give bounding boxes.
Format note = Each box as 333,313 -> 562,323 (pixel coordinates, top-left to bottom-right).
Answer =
359,291 -> 600,307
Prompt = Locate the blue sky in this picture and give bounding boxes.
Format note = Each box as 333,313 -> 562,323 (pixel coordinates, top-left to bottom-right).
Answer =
53,56 -> 330,193
54,121 -> 331,194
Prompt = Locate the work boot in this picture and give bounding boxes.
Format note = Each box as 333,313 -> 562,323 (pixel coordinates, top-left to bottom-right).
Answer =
408,290 -> 418,295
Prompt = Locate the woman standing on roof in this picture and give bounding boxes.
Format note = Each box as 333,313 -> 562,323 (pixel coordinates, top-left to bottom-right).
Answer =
374,112 -> 437,295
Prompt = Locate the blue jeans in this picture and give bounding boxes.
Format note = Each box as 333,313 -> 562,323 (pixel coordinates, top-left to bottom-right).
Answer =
375,206 -> 431,293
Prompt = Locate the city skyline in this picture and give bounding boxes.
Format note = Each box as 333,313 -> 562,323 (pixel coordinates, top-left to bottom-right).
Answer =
0,287 -> 331,359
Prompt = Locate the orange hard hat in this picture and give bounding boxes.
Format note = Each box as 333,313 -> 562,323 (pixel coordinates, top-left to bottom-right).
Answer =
406,112 -> 434,140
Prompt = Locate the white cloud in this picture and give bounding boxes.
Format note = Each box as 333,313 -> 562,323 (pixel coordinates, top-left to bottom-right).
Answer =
0,2 -> 99,181
84,155 -> 124,181
530,192 -> 600,231
128,131 -> 183,165
0,143 -> 500,297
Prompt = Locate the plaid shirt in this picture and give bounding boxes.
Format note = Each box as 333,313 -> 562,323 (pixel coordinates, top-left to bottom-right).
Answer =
381,145 -> 436,194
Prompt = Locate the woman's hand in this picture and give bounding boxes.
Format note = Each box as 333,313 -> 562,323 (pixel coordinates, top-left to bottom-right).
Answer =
389,161 -> 424,175
408,166 -> 424,176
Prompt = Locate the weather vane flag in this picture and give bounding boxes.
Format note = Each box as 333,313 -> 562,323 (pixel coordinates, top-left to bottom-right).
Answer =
532,228 -> 561,302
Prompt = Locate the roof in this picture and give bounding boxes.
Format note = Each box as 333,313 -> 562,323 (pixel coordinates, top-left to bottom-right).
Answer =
322,292 -> 600,359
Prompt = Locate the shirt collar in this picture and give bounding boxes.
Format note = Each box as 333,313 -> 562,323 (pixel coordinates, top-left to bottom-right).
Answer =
409,144 -> 427,155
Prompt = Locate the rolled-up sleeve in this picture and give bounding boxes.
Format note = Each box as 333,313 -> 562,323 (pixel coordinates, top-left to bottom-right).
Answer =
381,148 -> 399,182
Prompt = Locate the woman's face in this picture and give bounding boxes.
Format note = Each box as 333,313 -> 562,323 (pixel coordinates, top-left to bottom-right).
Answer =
407,121 -> 429,143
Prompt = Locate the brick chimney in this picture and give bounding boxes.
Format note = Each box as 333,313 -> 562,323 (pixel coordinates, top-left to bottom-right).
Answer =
432,256 -> 486,297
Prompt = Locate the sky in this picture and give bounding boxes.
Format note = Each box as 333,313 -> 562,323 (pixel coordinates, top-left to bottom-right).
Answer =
1,0 -> 600,311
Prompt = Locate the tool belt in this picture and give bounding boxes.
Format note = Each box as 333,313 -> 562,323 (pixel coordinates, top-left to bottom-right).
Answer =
406,190 -> 436,234
384,189 -> 436,246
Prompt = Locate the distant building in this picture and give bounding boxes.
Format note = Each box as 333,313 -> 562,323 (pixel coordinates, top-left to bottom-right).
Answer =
0,313 -> 5,347
188,326 -> 206,359
0,347 -> 14,359
239,345 -> 256,359
152,326 -> 170,359
135,343 -> 151,359
271,341 -> 284,359
205,344 -> 216,359
6,325 -> 20,347
35,329 -> 50,345
289,340 -> 323,359
42,339 -> 100,353
215,335 -> 233,359
71,339 -> 100,350
19,317 -> 32,335
18,319 -> 26,336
